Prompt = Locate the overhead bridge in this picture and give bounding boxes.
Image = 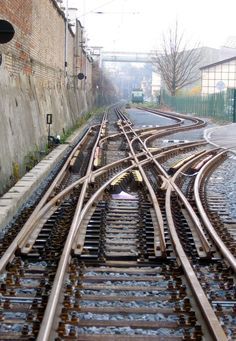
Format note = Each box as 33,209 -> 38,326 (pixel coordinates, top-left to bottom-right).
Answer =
101,51 -> 159,63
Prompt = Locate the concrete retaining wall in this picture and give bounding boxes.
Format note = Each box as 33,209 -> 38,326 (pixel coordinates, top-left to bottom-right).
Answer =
0,68 -> 93,195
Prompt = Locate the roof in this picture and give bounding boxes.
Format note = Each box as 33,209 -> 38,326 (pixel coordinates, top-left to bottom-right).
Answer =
200,55 -> 236,70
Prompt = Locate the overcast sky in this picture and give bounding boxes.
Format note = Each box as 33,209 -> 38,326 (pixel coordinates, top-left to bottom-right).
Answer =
64,0 -> 236,52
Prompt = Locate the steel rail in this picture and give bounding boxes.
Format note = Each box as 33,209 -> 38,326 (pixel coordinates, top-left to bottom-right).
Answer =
165,183 -> 227,340
19,139 -> 202,257
115,111 -> 203,253
143,120 -> 205,150
15,138 -> 208,255
141,140 -> 208,198
116,110 -> 167,251
39,107 -> 230,341
116,107 -> 226,339
98,108 -> 186,148
168,150 -> 218,256
118,109 -> 207,181
37,130 -> 205,339
117,118 -> 166,256
30,124 -> 98,213
136,106 -> 184,125
0,147 -> 151,273
123,111 -> 217,256
98,124 -> 178,148
116,111 -> 206,253
141,106 -> 206,127
0,125 -> 98,271
147,140 -> 207,161
38,143 -> 189,340
136,116 -> 216,255
0,106 -> 219,339
121,120 -> 170,180
72,164 -> 138,252
116,108 -> 213,256
194,151 -> 236,272
37,165 -> 141,340
37,112 -> 108,340
73,148 -> 180,250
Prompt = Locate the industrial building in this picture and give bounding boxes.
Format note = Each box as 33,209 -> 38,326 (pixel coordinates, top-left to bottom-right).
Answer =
201,55 -> 236,95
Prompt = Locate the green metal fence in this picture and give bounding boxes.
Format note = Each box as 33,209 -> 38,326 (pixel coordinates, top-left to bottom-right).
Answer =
162,90 -> 234,122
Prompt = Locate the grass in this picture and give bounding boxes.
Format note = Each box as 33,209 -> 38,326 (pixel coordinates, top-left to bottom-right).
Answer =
60,107 -> 103,143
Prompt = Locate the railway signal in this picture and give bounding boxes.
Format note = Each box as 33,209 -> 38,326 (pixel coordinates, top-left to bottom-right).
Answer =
46,114 -> 53,144
78,72 -> 85,80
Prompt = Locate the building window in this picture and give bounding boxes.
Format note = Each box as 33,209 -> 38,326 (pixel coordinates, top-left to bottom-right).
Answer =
229,64 -> 236,72
222,64 -> 229,72
209,80 -> 215,87
228,80 -> 235,87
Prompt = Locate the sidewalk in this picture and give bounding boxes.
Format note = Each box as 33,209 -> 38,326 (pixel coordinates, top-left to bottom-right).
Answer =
204,123 -> 236,154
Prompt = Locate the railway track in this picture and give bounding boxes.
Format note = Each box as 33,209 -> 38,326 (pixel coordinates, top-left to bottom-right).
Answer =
0,105 -> 235,340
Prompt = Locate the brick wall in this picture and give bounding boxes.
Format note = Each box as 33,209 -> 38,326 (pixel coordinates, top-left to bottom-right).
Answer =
0,0 -> 32,34
0,0 -> 95,195
0,0 -> 76,83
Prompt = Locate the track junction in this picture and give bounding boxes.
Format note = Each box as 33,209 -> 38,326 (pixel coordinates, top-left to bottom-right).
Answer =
0,105 -> 235,340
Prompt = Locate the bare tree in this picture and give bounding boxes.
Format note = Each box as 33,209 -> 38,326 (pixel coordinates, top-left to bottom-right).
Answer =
153,22 -> 202,96
92,61 -> 118,105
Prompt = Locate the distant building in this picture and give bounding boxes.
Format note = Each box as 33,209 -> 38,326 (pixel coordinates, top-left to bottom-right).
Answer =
151,72 -> 161,99
200,56 -> 236,95
181,47 -> 236,94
